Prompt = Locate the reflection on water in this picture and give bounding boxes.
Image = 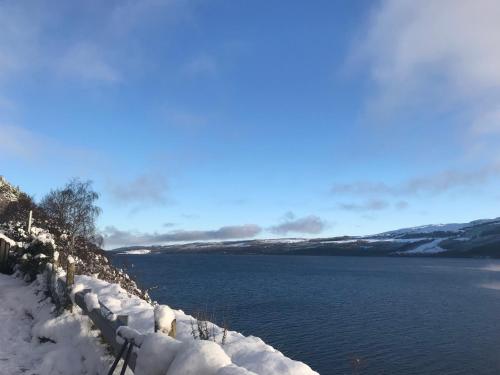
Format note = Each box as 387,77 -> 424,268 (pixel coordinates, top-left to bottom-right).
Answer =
480,282 -> 500,290
481,264 -> 500,272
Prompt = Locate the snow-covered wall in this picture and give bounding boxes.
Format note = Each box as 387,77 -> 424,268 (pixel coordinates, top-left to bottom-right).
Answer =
72,275 -> 319,375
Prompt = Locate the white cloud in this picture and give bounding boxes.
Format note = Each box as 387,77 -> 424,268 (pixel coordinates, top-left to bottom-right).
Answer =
338,199 -> 389,211
270,214 -> 327,235
0,123 -> 102,172
355,0 -> 500,142
359,0 -> 500,98
109,174 -> 169,205
0,1 -> 194,88
332,164 -> 500,197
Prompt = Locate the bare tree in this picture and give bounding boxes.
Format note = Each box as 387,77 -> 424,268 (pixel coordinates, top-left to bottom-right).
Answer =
40,179 -> 101,250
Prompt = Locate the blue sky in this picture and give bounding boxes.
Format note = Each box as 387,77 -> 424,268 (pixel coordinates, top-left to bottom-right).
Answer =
1,0 -> 500,248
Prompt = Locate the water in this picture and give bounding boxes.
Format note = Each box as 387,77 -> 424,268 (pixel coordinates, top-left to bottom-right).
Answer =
111,254 -> 500,374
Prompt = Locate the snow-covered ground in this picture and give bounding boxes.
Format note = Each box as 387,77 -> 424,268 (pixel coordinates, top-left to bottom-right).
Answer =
73,275 -> 319,375
402,239 -> 447,254
0,273 -> 117,375
118,249 -> 152,255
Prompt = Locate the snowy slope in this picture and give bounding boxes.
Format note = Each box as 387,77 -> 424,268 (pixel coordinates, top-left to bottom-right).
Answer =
400,239 -> 446,254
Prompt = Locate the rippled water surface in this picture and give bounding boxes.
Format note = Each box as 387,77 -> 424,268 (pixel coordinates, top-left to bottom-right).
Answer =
111,254 -> 500,375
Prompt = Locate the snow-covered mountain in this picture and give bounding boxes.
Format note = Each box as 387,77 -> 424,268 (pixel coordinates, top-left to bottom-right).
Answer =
112,217 -> 500,258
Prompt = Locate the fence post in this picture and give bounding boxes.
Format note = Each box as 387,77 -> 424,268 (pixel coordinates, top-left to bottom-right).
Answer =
27,210 -> 32,234
66,256 -> 75,312
48,251 -> 59,303
154,305 -> 177,338
0,239 -> 6,271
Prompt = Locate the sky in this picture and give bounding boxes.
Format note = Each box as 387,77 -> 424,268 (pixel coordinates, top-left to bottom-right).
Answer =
1,0 -> 500,249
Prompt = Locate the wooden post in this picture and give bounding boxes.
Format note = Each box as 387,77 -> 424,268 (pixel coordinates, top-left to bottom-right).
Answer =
6,242 -> 10,266
27,210 -> 32,234
0,239 -> 6,271
0,240 -> 10,272
66,257 -> 75,312
169,319 -> 177,338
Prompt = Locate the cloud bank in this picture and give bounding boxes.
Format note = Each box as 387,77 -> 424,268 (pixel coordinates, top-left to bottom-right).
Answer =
332,164 -> 500,197
103,224 -> 262,248
357,0 -> 500,112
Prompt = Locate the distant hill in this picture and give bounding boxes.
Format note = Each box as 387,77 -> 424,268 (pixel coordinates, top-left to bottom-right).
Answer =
111,217 -> 500,258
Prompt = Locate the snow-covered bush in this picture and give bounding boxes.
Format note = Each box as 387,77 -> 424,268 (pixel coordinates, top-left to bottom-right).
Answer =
190,311 -> 228,345
17,240 -> 54,281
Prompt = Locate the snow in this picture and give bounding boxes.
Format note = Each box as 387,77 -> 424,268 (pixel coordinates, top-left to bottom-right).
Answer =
154,304 -> 176,334
260,239 -> 306,244
134,333 -> 181,375
0,232 -> 18,246
167,340 -> 232,375
30,226 -> 57,248
84,292 -> 100,311
73,274 -> 318,375
116,326 -> 145,346
379,223 -> 467,237
119,249 -> 152,255
403,239 -> 447,254
217,365 -> 259,375
0,273 -> 120,375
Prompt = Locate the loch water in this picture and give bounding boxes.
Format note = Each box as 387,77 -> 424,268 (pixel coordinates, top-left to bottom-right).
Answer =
111,254 -> 500,375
